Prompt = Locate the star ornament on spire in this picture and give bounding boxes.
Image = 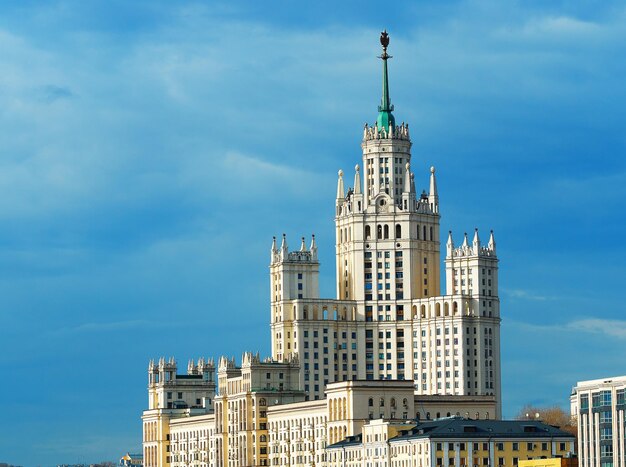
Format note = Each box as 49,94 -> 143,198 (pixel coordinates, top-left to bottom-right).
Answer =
379,30 -> 391,59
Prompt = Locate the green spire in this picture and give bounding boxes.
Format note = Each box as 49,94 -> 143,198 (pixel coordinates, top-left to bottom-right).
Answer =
376,30 -> 395,132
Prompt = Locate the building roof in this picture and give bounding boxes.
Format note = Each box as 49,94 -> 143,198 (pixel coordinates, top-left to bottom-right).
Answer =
392,417 -> 575,442
327,433 -> 363,449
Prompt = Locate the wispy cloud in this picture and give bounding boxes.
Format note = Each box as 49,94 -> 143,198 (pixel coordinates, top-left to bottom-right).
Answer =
567,319 -> 626,339
52,319 -> 185,335
39,84 -> 73,103
505,289 -> 555,301
510,318 -> 626,340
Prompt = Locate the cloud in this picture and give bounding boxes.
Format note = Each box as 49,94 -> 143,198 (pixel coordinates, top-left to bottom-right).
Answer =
504,289 -> 554,301
53,319 -> 159,335
510,318 -> 626,340
567,319 -> 626,339
39,84 -> 73,103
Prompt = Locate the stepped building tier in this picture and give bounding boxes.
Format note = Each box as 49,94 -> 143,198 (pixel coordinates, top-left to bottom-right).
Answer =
142,31 -> 505,467
270,31 -> 501,415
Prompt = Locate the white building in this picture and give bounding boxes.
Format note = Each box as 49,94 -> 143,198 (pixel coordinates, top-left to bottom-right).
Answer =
571,376 -> 626,467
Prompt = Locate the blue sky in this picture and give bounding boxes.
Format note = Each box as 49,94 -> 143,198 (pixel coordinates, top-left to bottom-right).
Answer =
0,0 -> 625,465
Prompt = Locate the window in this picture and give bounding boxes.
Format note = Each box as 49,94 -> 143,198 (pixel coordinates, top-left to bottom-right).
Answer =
600,411 -> 612,423
600,445 -> 613,457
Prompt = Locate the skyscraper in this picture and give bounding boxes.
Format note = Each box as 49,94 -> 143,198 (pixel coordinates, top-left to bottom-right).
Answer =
143,31 -> 504,467
270,31 -> 501,416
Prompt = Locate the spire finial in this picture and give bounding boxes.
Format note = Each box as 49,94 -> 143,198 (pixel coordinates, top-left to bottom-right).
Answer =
377,30 -> 395,132
337,169 -> 345,199
353,164 -> 362,194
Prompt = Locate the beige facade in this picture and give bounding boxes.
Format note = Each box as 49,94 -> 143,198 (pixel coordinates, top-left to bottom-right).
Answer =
142,32 -> 506,467
142,358 -> 216,467
269,38 -> 501,411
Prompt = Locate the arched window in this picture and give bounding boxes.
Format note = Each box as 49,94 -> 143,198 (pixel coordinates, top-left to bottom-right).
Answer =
368,398 -> 374,407
395,224 -> 401,239
365,225 -> 371,239
377,225 -> 383,239
259,398 -> 266,406
430,226 -> 434,241
416,224 -> 420,239
380,398 -> 385,407
423,225 -> 427,240
384,225 -> 389,239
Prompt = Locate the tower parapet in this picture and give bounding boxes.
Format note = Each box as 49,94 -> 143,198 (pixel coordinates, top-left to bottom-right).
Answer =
362,122 -> 410,141
271,234 -> 318,264
447,229 -> 497,259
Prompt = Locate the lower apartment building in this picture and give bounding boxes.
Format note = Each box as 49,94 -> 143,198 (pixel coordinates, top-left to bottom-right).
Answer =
571,376 -> 626,467
143,355 -> 498,467
326,418 -> 575,467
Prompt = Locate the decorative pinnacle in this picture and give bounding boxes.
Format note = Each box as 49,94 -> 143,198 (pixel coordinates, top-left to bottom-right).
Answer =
377,30 -> 395,131
380,30 -> 390,59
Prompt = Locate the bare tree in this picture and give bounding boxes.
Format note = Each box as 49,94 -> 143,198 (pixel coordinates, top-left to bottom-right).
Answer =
515,404 -> 577,437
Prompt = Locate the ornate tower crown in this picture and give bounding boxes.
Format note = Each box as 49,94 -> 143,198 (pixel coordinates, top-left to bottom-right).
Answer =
377,30 -> 395,131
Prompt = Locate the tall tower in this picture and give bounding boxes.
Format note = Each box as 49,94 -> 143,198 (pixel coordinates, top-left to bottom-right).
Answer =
270,31 -> 501,413
336,30 -> 441,317
445,230 -> 501,402
270,234 -> 319,362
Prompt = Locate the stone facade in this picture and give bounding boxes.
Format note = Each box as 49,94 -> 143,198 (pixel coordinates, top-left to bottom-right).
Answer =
142,32 -> 504,467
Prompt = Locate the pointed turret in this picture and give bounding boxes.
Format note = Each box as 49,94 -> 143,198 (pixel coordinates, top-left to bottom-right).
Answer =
462,232 -> 469,249
473,228 -> 481,254
429,166 -> 439,213
473,228 -> 480,246
376,30 -> 396,132
310,234 -> 318,261
280,233 -> 288,260
404,163 -> 412,193
271,236 -> 278,263
446,231 -> 454,256
410,173 -> 416,194
354,165 -> 361,194
488,230 -> 496,253
300,236 -> 306,252
336,169 -> 345,199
